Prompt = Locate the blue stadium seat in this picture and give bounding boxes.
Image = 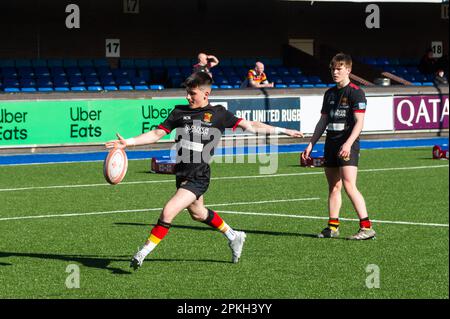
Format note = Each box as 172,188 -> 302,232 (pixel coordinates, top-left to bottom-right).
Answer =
85,77 -> 101,86
78,59 -> 93,68
21,87 -> 37,92
383,66 -> 395,73
394,66 -> 408,75
219,58 -> 232,67
118,85 -> 133,90
134,85 -> 149,90
295,75 -> 309,84
406,66 -> 420,74
0,59 -> 15,68
282,76 -> 296,84
100,77 -> 116,86
37,78 -> 53,88
275,84 -> 287,88
38,87 -> 54,92
4,87 -> 20,93
404,74 -> 416,82
35,67 -> 50,77
422,82 -> 434,86
18,67 -> 35,78
214,76 -> 229,85
308,76 -> 322,84
150,84 -> 164,90
167,67 -> 181,77
269,58 -> 283,67
177,58 -> 191,67
211,84 -> 219,89
53,78 -> 69,87
288,67 -> 302,76
63,59 -> 78,68
93,59 -> 109,67
135,59 -> 149,69
97,66 -> 112,77
131,77 -> 147,86
87,86 -> 103,91
302,84 -> 314,88
4,78 -> 20,88
50,66 -> 66,77
276,67 -> 289,75
66,67 -> 82,77
222,67 -> 237,77
116,78 -> 132,86
151,67 -> 165,82
288,84 -> 301,88
15,59 -> 31,67
266,69 -> 278,77
314,84 -> 328,88
388,58 -> 400,65
2,67 -> 18,78
271,75 -> 283,84
54,87 -> 70,92
411,82 -> 422,86
103,85 -> 118,91
137,68 -> 151,80
228,76 -> 242,86
81,67 -> 97,77
149,59 -> 163,68
376,57 -> 389,66
71,86 -> 87,91
20,79 -> 36,87
120,59 -> 135,69
231,58 -> 245,67
47,59 -> 63,67
163,58 -> 177,67
328,83 -> 336,87
181,66 -> 192,78
220,84 -> 233,89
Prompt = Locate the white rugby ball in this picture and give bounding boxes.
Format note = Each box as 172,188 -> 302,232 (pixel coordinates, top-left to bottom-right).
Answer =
103,148 -> 128,185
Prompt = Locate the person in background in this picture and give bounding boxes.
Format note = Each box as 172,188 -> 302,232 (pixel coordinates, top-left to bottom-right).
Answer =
433,68 -> 448,86
192,53 -> 219,78
241,61 -> 274,88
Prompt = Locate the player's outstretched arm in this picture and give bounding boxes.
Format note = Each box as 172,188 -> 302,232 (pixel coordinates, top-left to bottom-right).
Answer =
105,129 -> 167,149
237,119 -> 303,137
302,114 -> 328,160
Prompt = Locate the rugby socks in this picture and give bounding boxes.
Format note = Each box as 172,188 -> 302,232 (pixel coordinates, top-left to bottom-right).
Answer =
203,209 -> 237,241
141,219 -> 171,257
328,218 -> 340,231
360,217 -> 372,229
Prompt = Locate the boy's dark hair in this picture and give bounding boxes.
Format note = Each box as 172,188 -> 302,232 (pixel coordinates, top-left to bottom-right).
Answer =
183,72 -> 213,89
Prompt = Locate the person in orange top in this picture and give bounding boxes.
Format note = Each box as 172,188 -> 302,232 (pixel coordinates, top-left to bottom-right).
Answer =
242,61 -> 274,88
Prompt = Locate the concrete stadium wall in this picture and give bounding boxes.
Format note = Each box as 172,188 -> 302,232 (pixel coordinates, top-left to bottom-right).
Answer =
0,0 -> 447,60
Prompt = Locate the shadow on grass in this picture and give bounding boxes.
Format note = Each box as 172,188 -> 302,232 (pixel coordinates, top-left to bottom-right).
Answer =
114,222 -> 320,239
0,251 -> 132,275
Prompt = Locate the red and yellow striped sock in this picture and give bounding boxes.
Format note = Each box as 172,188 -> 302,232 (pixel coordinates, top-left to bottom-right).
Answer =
328,218 -> 340,231
141,219 -> 171,256
203,209 -> 236,241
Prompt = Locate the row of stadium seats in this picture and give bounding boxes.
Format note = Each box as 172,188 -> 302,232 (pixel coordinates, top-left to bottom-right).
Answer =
0,57 -> 284,69
357,56 -> 436,86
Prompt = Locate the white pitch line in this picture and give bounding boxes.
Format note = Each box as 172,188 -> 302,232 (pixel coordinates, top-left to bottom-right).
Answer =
218,210 -> 449,228
0,197 -> 319,222
0,164 -> 447,193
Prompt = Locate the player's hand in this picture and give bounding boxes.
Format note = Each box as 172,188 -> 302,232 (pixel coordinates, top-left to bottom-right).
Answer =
338,142 -> 351,159
269,82 -> 274,87
105,133 -> 127,149
302,143 -> 313,161
285,129 -> 304,138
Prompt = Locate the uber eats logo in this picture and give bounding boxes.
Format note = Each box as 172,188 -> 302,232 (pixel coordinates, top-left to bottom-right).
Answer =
141,105 -> 173,133
0,109 -> 28,140
69,107 -> 102,138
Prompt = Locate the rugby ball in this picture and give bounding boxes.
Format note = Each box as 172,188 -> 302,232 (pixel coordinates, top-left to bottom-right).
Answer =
103,148 -> 128,185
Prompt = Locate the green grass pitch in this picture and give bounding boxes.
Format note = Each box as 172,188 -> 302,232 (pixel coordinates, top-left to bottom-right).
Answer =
0,147 -> 448,299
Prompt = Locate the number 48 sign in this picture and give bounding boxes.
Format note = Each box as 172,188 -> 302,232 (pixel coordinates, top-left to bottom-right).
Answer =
106,39 -> 120,58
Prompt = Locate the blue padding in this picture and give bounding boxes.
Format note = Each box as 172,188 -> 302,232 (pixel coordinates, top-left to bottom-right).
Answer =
71,86 -> 87,91
87,86 -> 103,91
118,85 -> 133,90
21,87 -> 37,92
4,87 -> 20,92
103,85 -> 118,91
134,85 -> 149,90
38,87 -> 54,92
150,84 -> 164,90
54,87 -> 70,92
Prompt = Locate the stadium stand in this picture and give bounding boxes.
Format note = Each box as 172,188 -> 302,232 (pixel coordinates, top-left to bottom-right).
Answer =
0,57 -> 330,92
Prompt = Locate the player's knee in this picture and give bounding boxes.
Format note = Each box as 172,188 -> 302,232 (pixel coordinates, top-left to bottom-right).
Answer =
329,182 -> 342,193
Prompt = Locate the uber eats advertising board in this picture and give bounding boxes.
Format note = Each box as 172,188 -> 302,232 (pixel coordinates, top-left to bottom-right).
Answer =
0,99 -> 184,146
0,96 -> 303,147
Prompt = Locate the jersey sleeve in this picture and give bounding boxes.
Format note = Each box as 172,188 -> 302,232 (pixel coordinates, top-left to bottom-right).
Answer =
157,108 -> 178,133
351,89 -> 367,113
247,70 -> 255,80
320,91 -> 330,115
222,109 -> 243,131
